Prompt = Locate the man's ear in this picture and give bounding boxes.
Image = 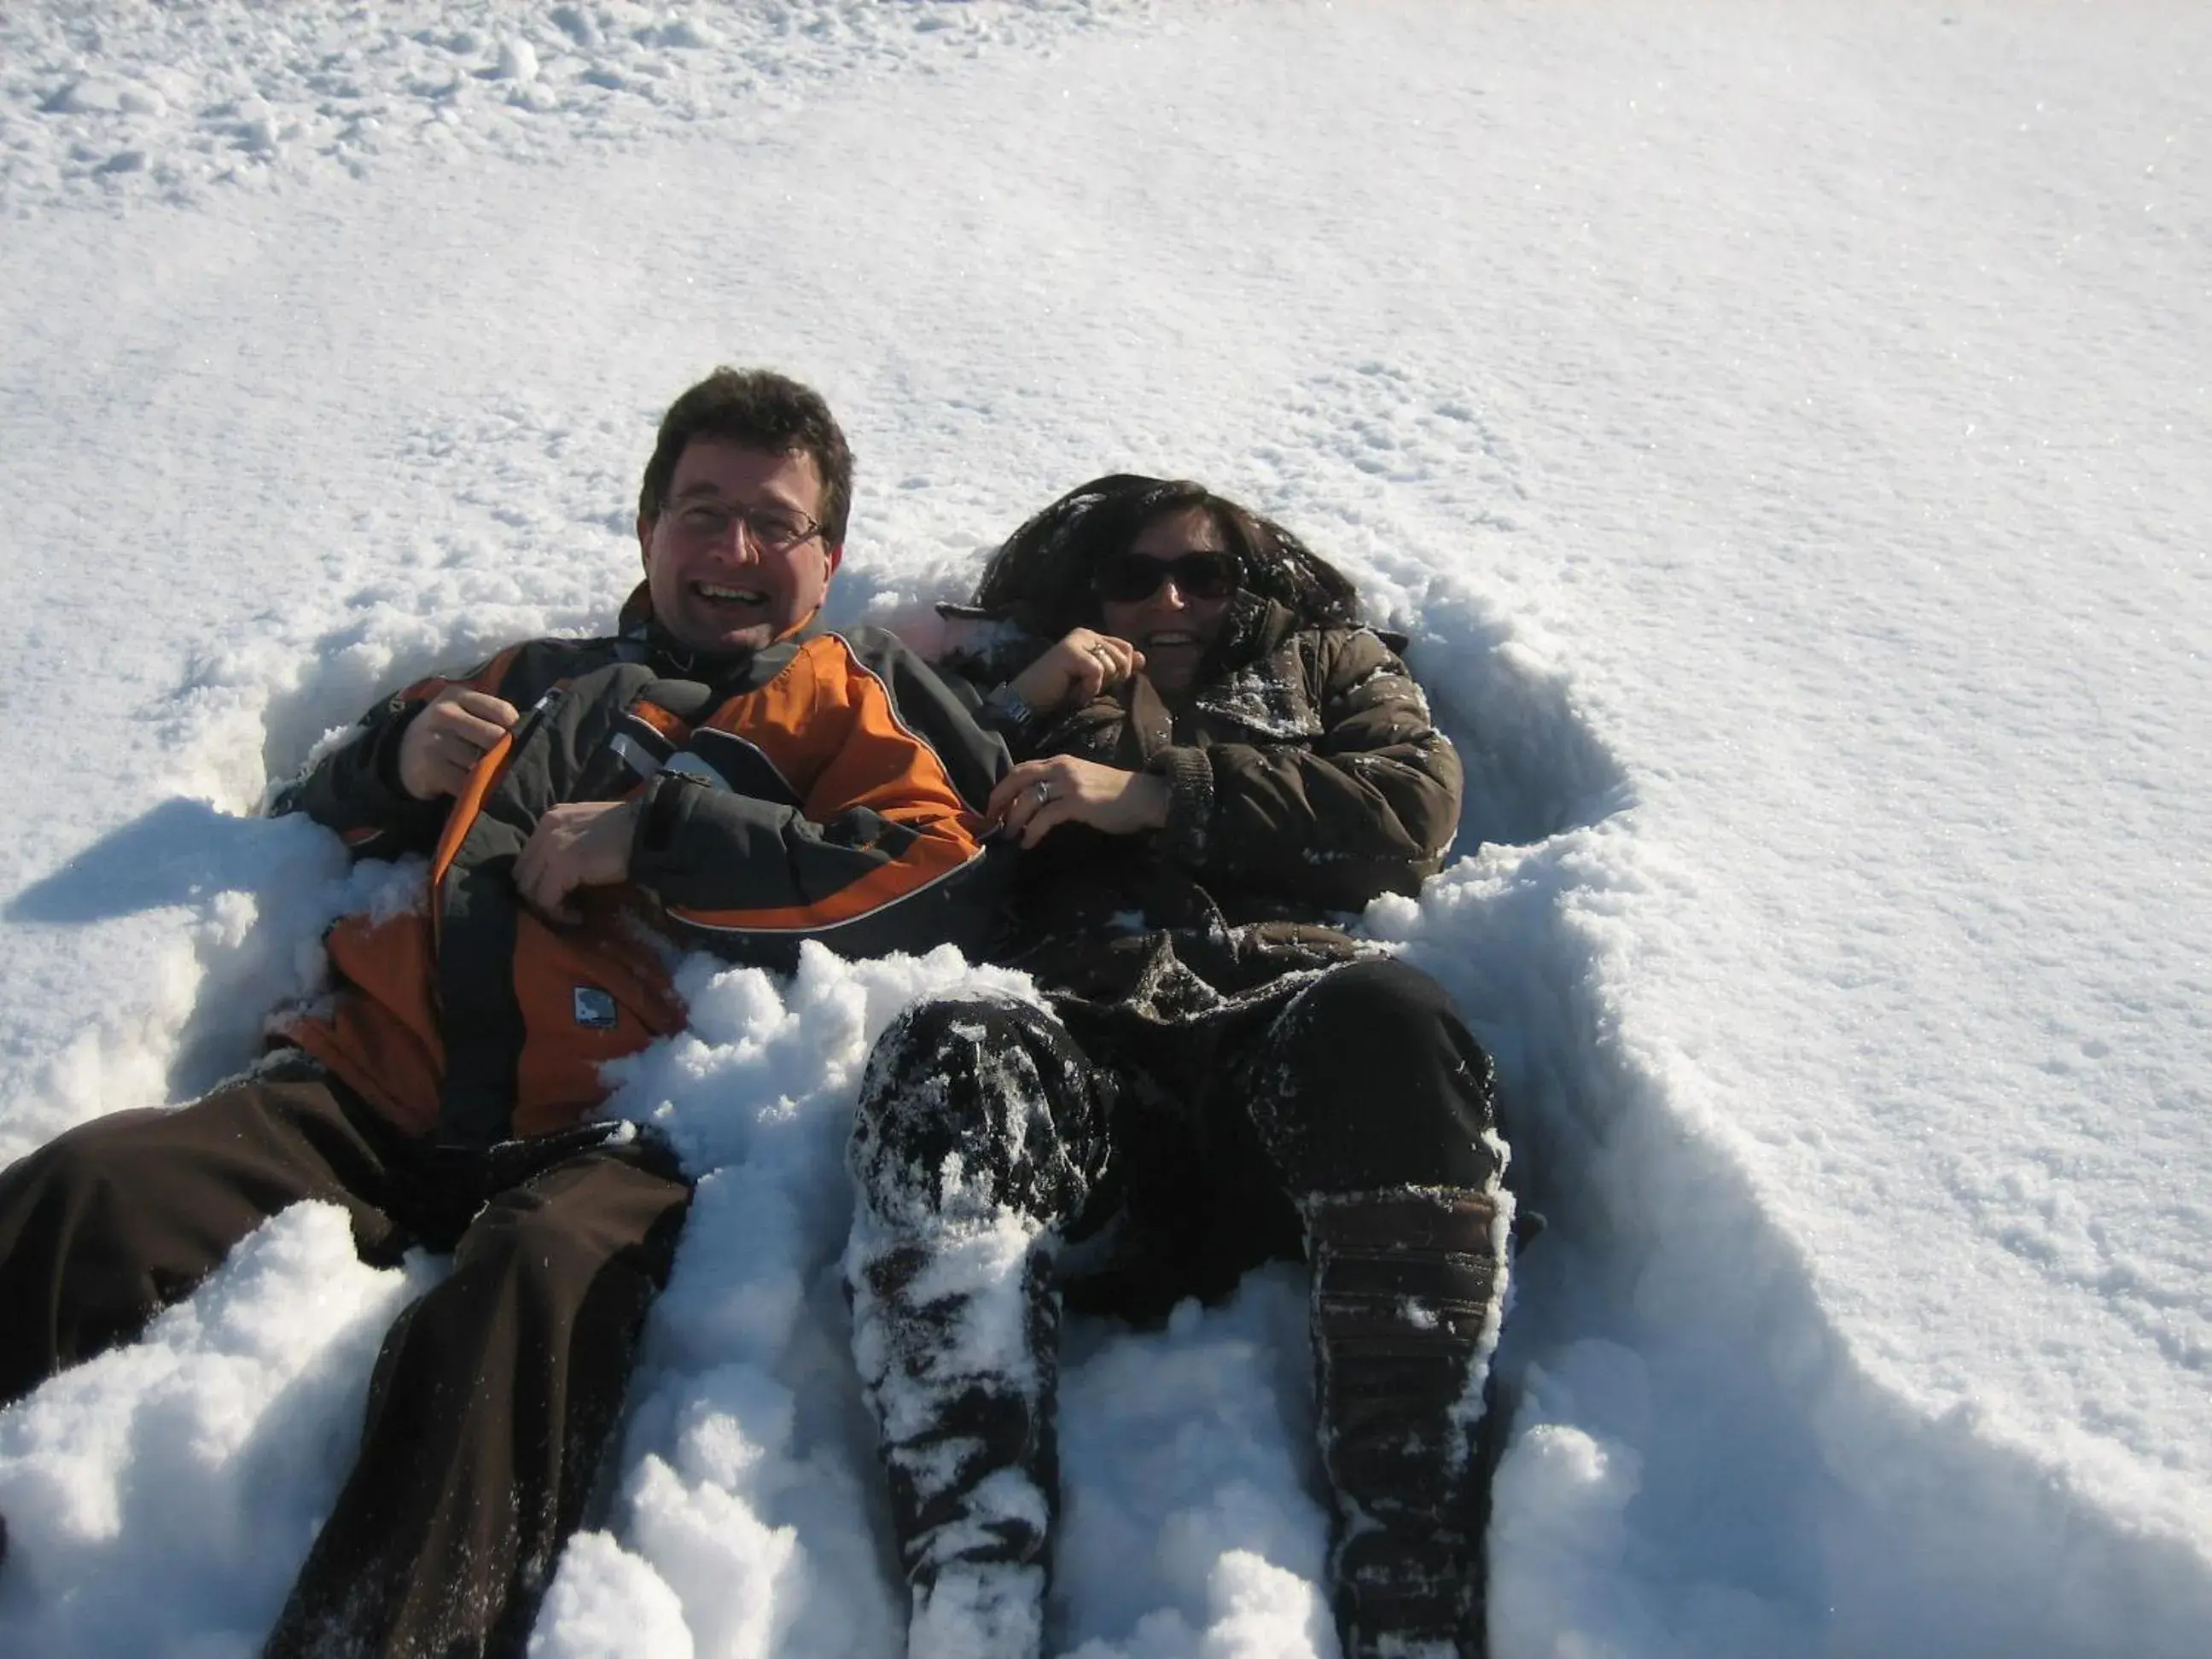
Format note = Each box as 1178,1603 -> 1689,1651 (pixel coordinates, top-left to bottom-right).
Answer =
637,513 -> 655,567
825,542 -> 844,576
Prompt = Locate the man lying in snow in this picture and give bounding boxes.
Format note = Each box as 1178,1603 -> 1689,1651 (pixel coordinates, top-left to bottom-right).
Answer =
846,474 -> 1515,1659
0,368 -> 1008,1658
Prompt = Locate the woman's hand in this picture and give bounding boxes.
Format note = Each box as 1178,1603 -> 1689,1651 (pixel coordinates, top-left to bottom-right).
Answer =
1006,629 -> 1145,719
988,755 -> 1170,848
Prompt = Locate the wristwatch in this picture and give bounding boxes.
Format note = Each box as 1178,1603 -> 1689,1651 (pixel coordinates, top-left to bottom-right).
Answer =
983,681 -> 1039,731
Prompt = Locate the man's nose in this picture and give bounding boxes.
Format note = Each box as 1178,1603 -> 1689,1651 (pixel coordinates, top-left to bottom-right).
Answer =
1156,579 -> 1190,609
712,522 -> 764,562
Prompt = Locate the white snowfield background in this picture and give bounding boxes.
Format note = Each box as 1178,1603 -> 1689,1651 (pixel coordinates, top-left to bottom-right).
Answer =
1,2 -> 2206,1655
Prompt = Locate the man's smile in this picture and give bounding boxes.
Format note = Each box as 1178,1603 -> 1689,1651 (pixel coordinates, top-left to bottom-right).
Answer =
694,580 -> 770,605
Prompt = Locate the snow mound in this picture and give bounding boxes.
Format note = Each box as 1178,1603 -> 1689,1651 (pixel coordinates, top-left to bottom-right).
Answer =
0,1202 -> 431,1655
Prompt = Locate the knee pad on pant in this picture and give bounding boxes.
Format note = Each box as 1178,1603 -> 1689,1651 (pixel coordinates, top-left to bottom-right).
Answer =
1253,958 -> 1503,1196
849,995 -> 1103,1231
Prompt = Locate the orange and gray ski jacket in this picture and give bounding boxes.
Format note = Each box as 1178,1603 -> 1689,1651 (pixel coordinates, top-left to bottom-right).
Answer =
270,602 -> 1008,1146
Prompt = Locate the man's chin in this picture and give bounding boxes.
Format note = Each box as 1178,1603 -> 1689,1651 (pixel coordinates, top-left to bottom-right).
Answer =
667,614 -> 777,656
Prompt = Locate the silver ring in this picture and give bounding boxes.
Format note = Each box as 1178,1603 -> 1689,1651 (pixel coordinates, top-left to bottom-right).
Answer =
1033,781 -> 1053,806
1088,643 -> 1113,664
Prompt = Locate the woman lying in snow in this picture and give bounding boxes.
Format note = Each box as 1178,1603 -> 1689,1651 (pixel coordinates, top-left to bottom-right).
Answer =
845,474 -> 1516,1659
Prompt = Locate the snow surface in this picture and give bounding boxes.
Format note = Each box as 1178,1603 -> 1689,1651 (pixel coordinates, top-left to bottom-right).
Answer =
1,2 -> 2208,1655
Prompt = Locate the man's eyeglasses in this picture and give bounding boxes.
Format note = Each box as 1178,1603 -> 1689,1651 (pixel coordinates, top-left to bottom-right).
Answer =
1090,550 -> 1241,604
665,498 -> 824,554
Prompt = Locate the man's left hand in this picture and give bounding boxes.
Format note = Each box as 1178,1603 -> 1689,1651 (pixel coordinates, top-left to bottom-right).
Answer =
515,800 -> 640,923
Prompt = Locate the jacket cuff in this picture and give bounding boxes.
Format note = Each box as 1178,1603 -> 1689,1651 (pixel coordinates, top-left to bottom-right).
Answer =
1145,745 -> 1214,866
368,699 -> 428,803
628,770 -> 703,891
315,697 -> 445,836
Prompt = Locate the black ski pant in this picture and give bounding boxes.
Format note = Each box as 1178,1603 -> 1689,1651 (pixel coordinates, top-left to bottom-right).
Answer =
847,955 -> 1510,1656
0,1056 -> 693,1659
853,954 -> 1499,1251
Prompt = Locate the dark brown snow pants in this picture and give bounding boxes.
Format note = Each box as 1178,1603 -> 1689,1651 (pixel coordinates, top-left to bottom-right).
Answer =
0,1057 -> 693,1659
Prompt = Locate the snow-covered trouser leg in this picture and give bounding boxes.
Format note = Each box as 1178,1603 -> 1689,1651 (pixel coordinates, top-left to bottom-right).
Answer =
263,1137 -> 693,1659
846,995 -> 1110,1659
1309,1188 -> 1508,1659
1241,959 -> 1511,1659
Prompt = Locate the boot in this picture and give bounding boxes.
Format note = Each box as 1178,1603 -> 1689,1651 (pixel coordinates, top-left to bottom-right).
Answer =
1307,1186 -> 1511,1659
847,1220 -> 1062,1659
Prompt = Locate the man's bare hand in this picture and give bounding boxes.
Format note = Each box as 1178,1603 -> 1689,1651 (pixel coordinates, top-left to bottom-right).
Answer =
987,755 -> 1171,848
515,800 -> 640,924
399,687 -> 521,800
1006,629 -> 1145,719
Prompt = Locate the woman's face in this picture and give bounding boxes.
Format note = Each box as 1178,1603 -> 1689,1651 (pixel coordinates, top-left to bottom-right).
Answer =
1095,506 -> 1237,694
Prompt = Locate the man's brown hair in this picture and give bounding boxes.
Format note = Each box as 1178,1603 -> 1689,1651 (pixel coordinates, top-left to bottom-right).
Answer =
637,367 -> 855,544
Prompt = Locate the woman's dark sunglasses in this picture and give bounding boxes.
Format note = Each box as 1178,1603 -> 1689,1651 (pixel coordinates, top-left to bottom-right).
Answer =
1090,550 -> 1242,604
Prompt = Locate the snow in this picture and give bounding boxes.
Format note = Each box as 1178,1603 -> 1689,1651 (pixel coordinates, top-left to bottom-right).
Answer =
1,1 -> 2208,1655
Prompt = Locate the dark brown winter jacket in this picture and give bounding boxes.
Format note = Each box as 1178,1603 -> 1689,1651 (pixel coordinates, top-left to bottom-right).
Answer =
271,589 -> 1008,1147
954,593 -> 1464,1010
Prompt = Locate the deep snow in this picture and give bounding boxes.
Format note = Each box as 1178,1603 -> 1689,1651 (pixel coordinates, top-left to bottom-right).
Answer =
1,3 -> 2207,1656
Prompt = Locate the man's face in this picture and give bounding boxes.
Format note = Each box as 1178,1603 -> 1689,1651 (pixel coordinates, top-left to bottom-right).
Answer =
637,439 -> 841,655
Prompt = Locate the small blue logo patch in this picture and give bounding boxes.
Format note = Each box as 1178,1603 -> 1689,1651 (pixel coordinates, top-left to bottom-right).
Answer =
572,987 -> 619,1030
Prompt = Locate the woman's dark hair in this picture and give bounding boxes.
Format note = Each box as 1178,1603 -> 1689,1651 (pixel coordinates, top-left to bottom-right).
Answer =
969,474 -> 1363,640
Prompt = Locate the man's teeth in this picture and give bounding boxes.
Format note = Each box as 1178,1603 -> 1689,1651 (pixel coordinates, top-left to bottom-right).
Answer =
697,583 -> 768,603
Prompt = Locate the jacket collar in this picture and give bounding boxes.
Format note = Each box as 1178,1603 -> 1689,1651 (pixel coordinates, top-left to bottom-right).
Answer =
617,580 -> 815,690
1204,591 -> 1301,676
